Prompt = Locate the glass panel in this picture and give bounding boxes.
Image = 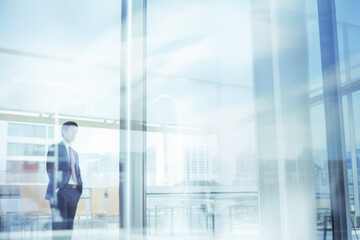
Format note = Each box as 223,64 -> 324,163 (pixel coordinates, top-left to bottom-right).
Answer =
311,103 -> 331,231
348,29 -> 360,80
146,0 -> 342,239
7,143 -> 46,156
0,0 -> 358,239
351,91 -> 360,218
0,1 -> 121,239
307,0 -> 324,97
8,123 -> 46,138
146,0 -> 256,237
353,92 -> 360,150
335,0 -> 360,83
336,0 -> 360,234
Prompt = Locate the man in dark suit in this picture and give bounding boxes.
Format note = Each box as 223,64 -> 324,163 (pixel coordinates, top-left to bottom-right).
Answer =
45,121 -> 83,240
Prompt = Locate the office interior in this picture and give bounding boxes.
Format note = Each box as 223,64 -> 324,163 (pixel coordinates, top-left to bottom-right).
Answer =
0,0 -> 360,239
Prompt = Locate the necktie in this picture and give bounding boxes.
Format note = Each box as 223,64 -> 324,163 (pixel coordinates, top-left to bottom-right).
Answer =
69,146 -> 78,185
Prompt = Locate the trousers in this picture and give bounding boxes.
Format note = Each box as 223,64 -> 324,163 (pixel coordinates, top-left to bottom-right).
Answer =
50,186 -> 81,240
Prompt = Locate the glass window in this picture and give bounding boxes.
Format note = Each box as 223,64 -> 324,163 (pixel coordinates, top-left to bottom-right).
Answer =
0,0 -> 359,239
48,126 -> 55,139
146,0 -> 257,236
8,123 -> 46,138
7,143 -> 45,156
0,1 -> 121,238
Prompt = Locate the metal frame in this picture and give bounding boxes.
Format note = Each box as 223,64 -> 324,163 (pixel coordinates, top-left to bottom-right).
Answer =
317,0 -> 351,238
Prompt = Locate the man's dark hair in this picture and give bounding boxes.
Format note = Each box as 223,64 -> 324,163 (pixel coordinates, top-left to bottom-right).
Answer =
61,121 -> 78,136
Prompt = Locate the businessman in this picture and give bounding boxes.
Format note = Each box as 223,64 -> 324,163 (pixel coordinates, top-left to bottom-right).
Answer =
45,121 -> 83,240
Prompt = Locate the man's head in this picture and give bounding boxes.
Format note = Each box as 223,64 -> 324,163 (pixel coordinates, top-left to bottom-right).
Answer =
61,121 -> 78,144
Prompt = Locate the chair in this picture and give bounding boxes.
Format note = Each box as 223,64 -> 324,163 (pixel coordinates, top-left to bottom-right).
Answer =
0,200 -> 4,216
316,198 -> 332,240
350,210 -> 360,240
20,185 -> 51,215
90,188 -> 106,228
107,186 -> 119,216
0,198 -> 23,240
20,185 -> 51,236
105,186 -> 119,227
75,198 -> 89,229
0,200 -> 8,239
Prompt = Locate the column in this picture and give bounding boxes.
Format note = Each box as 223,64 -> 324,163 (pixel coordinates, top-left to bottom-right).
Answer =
120,0 -> 147,232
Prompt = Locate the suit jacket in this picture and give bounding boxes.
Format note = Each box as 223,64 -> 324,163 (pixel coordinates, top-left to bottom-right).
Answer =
45,141 -> 83,201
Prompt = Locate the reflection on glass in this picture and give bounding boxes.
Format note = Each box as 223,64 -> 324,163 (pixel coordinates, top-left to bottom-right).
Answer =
146,0 -> 258,237
0,0 -> 359,239
0,0 -> 121,239
145,0 -> 359,239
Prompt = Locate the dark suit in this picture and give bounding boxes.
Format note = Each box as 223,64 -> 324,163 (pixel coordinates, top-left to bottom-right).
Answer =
45,141 -> 83,239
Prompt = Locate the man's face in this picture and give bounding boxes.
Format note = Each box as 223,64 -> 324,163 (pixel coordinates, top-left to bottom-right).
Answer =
62,126 -> 78,143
